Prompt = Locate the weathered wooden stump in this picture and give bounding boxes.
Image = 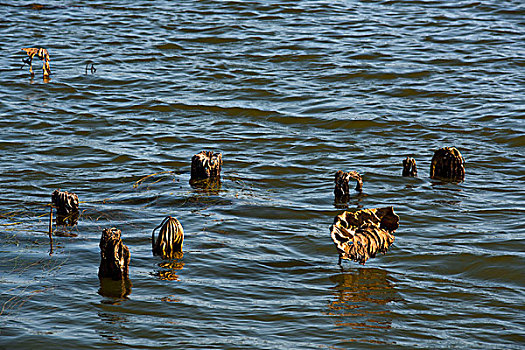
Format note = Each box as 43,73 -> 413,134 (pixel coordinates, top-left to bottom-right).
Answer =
152,216 -> 184,259
430,147 -> 465,181
402,157 -> 418,177
330,207 -> 399,265
98,228 -> 131,280
190,151 -> 222,182
334,170 -> 363,202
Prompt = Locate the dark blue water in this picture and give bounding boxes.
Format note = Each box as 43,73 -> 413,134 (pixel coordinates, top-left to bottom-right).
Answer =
1,1 -> 524,349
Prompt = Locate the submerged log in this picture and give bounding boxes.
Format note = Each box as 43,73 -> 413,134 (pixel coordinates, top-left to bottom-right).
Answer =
152,216 -> 184,259
430,147 -> 465,181
334,170 -> 363,202
98,228 -> 130,280
330,207 -> 399,265
190,151 -> 222,182
51,189 -> 79,215
402,157 -> 418,177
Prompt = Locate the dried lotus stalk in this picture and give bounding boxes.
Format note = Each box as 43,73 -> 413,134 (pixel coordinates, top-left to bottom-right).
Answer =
334,170 -> 362,202
21,47 -> 51,76
51,189 -> 79,215
152,216 -> 184,259
402,157 -> 418,177
190,151 -> 222,182
330,207 -> 399,265
430,147 -> 465,181
98,228 -> 131,280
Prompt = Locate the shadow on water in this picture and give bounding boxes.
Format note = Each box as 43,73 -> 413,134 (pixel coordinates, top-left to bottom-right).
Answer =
325,268 -> 402,344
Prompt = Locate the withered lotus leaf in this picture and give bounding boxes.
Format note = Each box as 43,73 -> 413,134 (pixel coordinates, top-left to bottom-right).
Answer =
98,228 -> 131,281
402,157 -> 418,177
330,207 -> 399,265
21,47 -> 51,76
152,216 -> 184,259
190,151 -> 222,182
51,189 -> 79,215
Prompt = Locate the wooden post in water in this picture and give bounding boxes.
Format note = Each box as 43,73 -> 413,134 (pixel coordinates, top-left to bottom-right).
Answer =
98,228 -> 130,280
190,151 -> 222,182
334,170 -> 363,202
152,216 -> 184,259
402,157 -> 418,177
430,147 -> 465,181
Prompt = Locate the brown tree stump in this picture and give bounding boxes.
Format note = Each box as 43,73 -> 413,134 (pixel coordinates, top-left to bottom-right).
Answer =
402,157 -> 418,177
334,170 -> 363,202
330,207 -> 399,265
190,151 -> 222,182
430,147 -> 465,181
98,228 -> 130,280
152,216 -> 184,259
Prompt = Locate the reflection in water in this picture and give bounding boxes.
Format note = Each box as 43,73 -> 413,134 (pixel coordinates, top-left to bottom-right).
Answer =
98,277 -> 132,302
333,192 -> 364,210
97,312 -> 129,342
97,278 -> 132,342
155,252 -> 184,281
326,268 -> 401,339
189,178 -> 222,195
53,211 -> 79,237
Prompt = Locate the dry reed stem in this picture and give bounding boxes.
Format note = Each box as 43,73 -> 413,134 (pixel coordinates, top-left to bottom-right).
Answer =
133,170 -> 176,189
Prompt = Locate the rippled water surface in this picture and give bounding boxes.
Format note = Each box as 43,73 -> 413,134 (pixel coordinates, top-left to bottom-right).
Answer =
1,1 -> 524,349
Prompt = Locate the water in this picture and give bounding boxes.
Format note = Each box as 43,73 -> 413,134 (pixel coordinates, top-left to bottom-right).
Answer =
1,1 -> 524,348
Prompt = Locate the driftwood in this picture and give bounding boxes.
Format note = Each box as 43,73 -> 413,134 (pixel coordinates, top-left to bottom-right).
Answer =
334,170 -> 362,202
98,228 -> 130,280
402,157 -> 418,177
190,151 -> 222,182
21,48 -> 51,76
152,216 -> 184,259
430,147 -> 465,181
330,207 -> 399,265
